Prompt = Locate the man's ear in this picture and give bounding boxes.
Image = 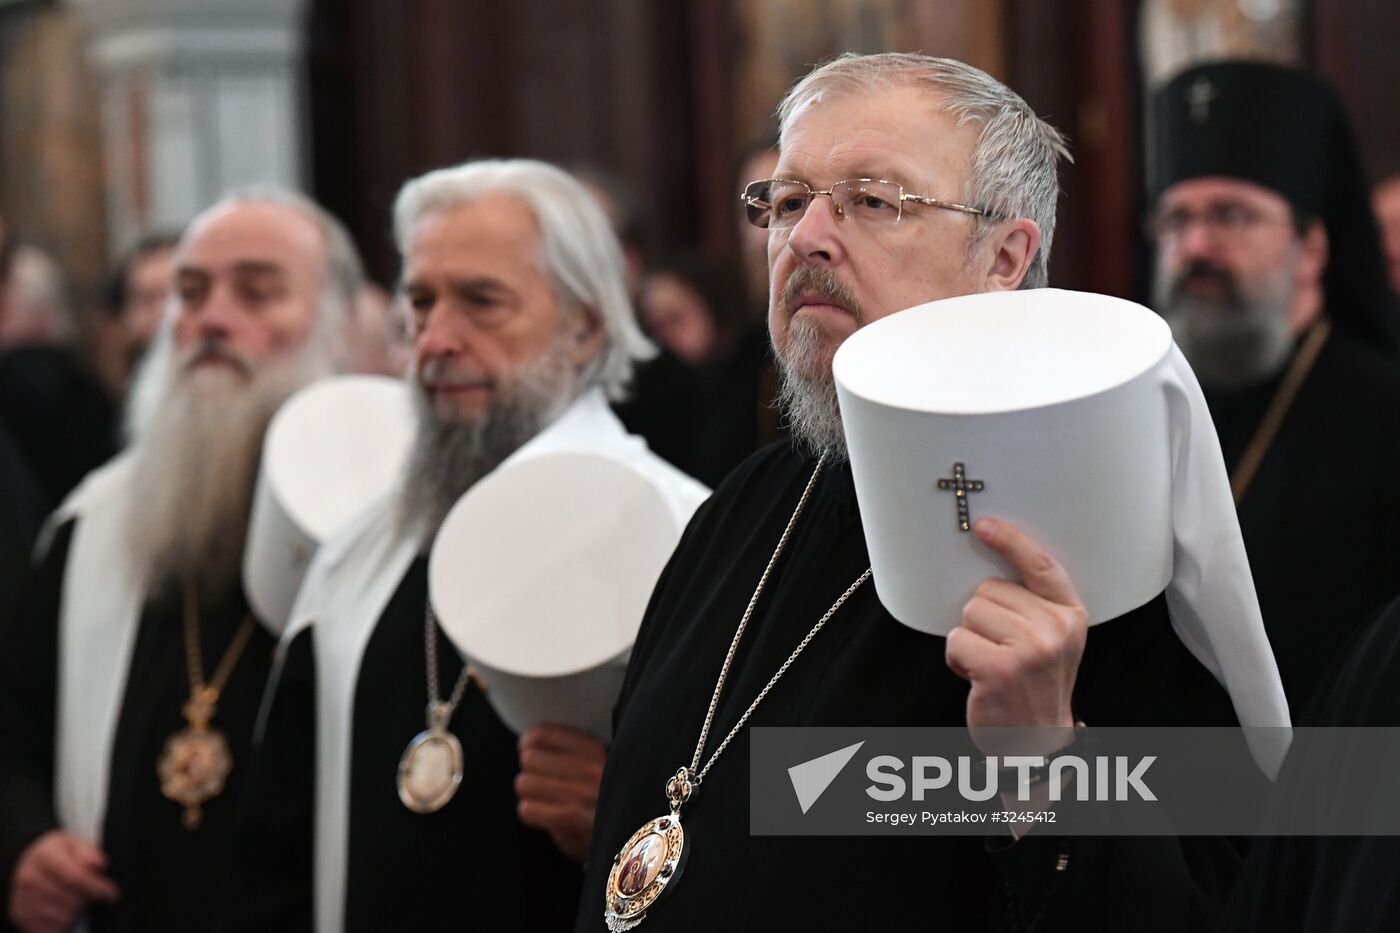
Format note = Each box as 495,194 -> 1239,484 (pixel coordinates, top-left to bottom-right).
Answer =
1297,220 -> 1328,289
569,304 -> 607,366
980,218 -> 1042,292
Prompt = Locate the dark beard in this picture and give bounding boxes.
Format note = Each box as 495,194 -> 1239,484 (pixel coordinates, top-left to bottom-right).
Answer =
1154,259 -> 1296,390
396,351 -> 579,546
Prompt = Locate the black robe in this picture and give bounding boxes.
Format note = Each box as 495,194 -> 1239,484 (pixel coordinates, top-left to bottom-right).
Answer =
613,352 -> 715,482
1204,329 -> 1400,716
0,520 -> 275,933
1221,594 -> 1400,932
0,346 -> 119,510
226,558 -> 582,932
577,443 -> 1250,932
0,416 -> 42,617
614,327 -> 783,489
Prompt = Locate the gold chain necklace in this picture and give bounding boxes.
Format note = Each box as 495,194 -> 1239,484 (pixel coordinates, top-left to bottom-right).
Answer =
156,578 -> 258,829
1230,317 -> 1331,504
603,451 -> 873,931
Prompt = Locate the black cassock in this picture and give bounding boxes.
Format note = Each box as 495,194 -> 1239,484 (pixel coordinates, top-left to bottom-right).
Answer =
578,443 -> 1250,933
1204,329 -> 1400,716
1222,594 -> 1400,931
227,557 -> 581,932
0,416 -> 42,617
0,520 -> 275,933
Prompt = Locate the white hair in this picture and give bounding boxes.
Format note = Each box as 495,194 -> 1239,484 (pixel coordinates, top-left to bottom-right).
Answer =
391,158 -> 654,400
218,184 -> 366,342
125,187 -> 364,441
777,52 -> 1072,289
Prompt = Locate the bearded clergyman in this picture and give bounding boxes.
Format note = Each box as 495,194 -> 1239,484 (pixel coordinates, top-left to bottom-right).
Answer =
224,159 -> 707,932
578,52 -> 1287,933
1148,60 -> 1400,715
0,190 -> 363,933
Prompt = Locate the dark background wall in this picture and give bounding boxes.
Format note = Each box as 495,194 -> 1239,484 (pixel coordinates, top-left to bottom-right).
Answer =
270,0 -> 1400,302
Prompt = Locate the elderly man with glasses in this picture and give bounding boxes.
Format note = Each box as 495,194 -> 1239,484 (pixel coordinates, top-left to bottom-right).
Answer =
577,52 -> 1262,933
1147,61 -> 1400,718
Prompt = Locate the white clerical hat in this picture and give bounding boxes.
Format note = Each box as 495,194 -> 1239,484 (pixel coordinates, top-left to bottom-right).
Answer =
834,288 -> 1177,633
429,451 -> 682,741
833,288 -> 1290,774
243,375 -> 414,633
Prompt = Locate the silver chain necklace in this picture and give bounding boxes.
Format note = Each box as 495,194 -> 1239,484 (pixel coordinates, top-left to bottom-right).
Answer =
426,603 -> 474,717
395,602 -> 474,813
604,451 -> 873,931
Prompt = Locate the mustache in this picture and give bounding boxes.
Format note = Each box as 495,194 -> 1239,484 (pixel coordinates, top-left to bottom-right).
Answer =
1169,261 -> 1240,305
781,266 -> 864,322
416,357 -> 488,387
178,336 -> 253,377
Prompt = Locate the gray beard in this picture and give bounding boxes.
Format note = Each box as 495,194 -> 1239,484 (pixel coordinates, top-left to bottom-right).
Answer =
396,347 -> 582,547
772,264 -> 868,461
1154,263 -> 1297,391
125,334 -> 333,598
774,315 -> 848,461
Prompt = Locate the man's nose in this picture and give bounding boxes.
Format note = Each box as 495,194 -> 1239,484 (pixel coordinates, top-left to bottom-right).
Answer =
785,194 -> 848,268
1174,216 -> 1222,261
415,303 -> 468,362
193,286 -> 239,341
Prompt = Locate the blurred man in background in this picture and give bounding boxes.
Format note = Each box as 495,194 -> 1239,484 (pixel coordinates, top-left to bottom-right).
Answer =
1147,60 -> 1400,716
0,189 -> 360,933
0,238 -> 117,512
98,233 -> 180,401
0,220 -> 45,619
1372,172 -> 1400,294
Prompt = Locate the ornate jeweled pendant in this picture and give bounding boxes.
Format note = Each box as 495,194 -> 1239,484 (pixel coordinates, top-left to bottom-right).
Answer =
604,768 -> 693,931
157,721 -> 233,830
397,702 -> 465,814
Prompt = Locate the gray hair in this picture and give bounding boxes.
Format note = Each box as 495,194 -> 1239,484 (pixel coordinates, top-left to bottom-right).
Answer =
391,158 -> 654,400
777,52 -> 1072,289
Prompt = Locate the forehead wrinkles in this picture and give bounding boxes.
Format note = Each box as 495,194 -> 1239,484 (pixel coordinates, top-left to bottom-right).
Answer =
409,204 -> 546,273
780,139 -> 920,184
176,250 -> 322,298
779,96 -> 971,193
175,256 -> 294,282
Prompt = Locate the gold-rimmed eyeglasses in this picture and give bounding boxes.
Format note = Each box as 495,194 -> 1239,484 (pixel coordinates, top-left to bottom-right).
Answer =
740,177 -> 990,230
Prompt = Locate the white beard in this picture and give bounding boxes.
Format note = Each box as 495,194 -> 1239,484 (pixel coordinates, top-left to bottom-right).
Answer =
123,331 -> 333,598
